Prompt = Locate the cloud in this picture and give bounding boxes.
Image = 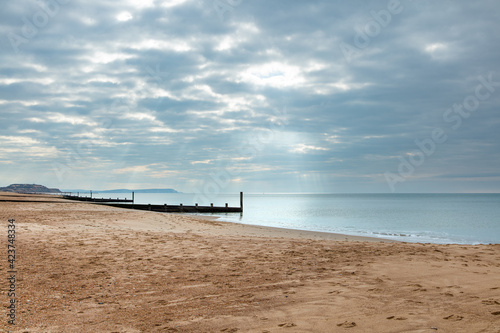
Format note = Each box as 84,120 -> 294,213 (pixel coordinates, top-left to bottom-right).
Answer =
290,144 -> 329,154
0,0 -> 499,192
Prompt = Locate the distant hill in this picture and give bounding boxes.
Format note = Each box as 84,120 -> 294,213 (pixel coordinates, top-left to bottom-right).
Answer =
0,184 -> 61,193
62,188 -> 179,194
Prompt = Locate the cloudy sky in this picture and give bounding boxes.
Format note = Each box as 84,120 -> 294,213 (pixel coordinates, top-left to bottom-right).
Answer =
1,0 -> 499,194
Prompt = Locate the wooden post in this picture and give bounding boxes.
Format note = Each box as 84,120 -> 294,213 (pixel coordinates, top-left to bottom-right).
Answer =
240,192 -> 243,212
90,190 -> 92,199
132,191 -> 135,203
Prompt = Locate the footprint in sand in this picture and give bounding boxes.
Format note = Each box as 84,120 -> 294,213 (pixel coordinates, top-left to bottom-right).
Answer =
278,323 -> 297,328
337,321 -> 356,328
443,314 -> 463,321
482,299 -> 500,305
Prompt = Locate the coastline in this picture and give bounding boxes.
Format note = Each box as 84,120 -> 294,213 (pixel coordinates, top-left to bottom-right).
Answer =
196,215 -> 398,242
1,192 -> 499,332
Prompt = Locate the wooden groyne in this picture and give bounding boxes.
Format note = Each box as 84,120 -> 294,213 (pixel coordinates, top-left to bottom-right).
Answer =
99,202 -> 242,213
62,192 -> 243,214
63,191 -> 133,203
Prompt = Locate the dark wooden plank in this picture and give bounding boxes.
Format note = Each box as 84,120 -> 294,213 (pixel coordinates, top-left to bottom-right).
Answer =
61,192 -> 243,213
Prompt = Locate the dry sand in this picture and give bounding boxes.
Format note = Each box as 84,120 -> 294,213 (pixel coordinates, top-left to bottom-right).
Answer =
0,192 -> 499,332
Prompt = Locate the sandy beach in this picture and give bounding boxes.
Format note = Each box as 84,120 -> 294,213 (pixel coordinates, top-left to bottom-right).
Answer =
0,192 -> 499,332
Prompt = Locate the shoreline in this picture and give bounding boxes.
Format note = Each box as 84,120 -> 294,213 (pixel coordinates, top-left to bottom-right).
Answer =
1,192 -> 499,332
206,216 -> 498,245
196,214 -> 398,242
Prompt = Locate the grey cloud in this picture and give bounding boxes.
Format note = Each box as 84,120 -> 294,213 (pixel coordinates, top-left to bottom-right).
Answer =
0,0 -> 499,192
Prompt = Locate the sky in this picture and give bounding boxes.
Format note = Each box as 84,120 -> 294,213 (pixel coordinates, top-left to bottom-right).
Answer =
1,0 -> 499,194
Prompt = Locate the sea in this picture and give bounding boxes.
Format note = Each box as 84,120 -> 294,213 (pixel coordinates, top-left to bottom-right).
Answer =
81,192 -> 500,245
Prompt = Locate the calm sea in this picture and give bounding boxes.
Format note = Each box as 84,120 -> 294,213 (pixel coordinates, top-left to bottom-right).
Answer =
86,192 -> 500,244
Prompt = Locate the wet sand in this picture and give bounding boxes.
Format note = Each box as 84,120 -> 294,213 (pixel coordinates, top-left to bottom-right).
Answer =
0,192 -> 499,332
